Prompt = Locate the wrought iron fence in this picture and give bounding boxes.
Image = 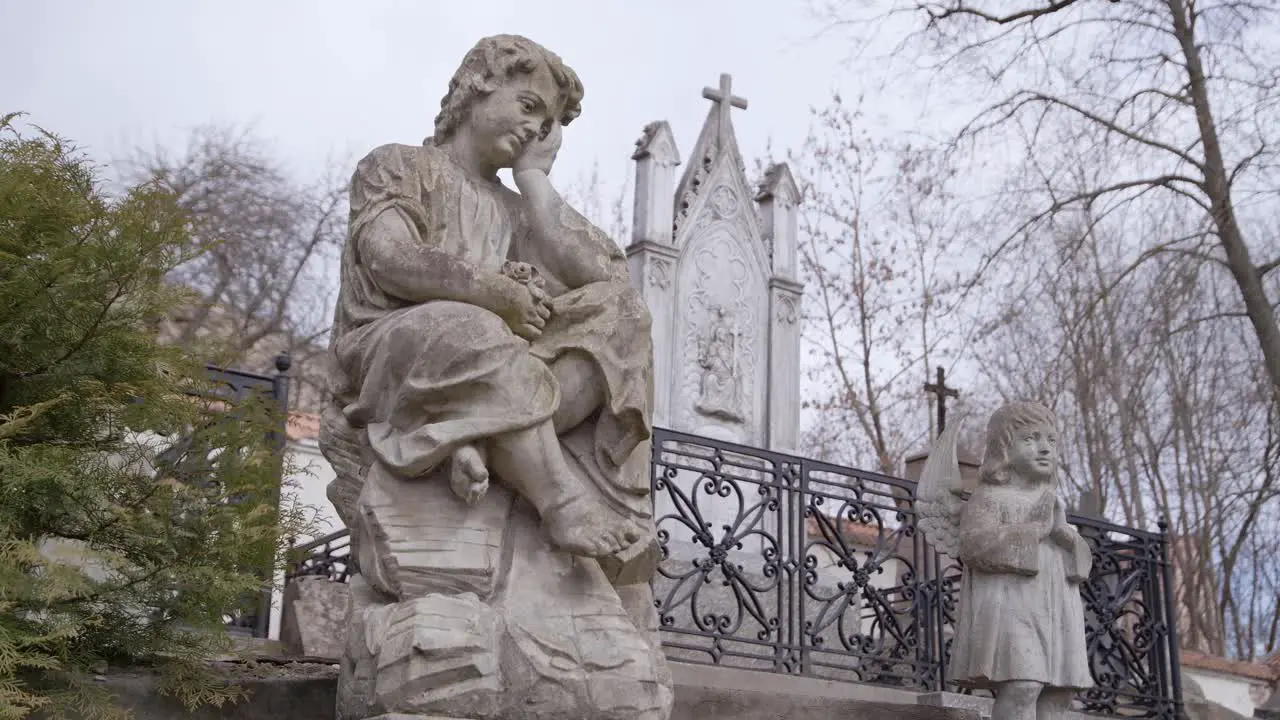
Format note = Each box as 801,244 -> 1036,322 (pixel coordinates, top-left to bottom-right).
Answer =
286,425 -> 1184,719
194,355 -> 292,638
287,530 -> 352,584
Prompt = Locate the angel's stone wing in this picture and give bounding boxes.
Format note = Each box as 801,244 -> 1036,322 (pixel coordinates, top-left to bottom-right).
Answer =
914,416 -> 968,557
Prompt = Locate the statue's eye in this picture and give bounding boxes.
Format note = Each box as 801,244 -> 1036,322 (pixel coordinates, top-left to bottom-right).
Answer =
520,98 -> 536,113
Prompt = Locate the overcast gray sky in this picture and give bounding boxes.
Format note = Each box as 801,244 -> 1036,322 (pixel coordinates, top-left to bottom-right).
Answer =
2,0 -> 917,198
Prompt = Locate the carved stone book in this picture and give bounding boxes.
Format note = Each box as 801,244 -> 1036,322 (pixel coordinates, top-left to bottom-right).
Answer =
961,523 -> 1041,575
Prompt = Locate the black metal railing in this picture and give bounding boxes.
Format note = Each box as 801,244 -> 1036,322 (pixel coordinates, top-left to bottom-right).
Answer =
287,531 -> 352,584
192,355 -> 292,639
285,425 -> 1183,719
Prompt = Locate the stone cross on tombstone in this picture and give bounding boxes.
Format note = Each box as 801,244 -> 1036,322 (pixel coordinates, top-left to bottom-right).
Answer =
924,365 -> 959,435
702,73 -> 748,135
1075,489 -> 1103,519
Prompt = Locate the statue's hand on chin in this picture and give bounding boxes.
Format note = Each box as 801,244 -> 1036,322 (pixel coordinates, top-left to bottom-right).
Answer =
513,122 -> 562,175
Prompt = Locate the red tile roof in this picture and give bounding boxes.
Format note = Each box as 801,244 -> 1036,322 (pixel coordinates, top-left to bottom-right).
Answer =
1180,650 -> 1279,682
805,514 -> 887,548
287,411 -> 322,442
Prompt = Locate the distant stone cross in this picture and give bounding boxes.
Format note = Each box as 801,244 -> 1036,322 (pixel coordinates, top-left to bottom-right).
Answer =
702,73 -> 748,132
924,366 -> 960,434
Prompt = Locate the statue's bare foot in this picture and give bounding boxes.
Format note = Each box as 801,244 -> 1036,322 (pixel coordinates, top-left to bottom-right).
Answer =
543,495 -> 641,557
450,444 -> 489,506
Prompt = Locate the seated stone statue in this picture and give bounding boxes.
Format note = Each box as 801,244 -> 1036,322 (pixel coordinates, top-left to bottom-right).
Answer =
319,34 -> 671,720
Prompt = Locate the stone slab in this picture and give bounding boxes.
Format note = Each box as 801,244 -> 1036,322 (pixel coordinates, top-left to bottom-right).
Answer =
674,663 -> 974,720
71,661 -> 991,720
917,690 -> 1102,720
279,575 -> 350,659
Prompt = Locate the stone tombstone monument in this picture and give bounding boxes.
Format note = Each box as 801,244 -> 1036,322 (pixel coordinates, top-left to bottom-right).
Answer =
917,404 -> 1094,720
626,73 -> 803,451
624,75 -> 803,667
319,34 -> 672,720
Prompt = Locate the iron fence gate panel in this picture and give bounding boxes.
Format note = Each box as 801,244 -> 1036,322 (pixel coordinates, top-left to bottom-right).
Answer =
649,432 -> 794,672
650,428 -> 940,689
191,358 -> 291,639
289,426 -> 1184,719
1070,517 -> 1184,720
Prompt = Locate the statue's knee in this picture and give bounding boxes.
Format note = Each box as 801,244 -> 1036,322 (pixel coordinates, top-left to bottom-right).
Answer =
998,681 -> 1044,705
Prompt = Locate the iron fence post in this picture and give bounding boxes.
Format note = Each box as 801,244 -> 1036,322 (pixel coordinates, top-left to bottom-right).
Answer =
1157,518 -> 1185,720
252,352 -> 292,640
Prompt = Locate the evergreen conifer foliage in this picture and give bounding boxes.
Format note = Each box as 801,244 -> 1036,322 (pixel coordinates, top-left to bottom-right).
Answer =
0,114 -> 306,719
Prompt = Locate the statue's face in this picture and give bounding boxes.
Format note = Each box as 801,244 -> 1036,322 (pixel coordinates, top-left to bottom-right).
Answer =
467,63 -> 561,168
1008,421 -> 1058,481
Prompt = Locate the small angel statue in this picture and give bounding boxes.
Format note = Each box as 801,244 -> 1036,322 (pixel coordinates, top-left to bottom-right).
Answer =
917,402 -> 1093,720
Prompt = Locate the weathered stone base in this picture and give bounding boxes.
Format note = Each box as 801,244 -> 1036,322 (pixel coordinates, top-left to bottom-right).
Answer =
339,462 -> 672,720
917,690 -> 1102,720
77,662 -> 989,720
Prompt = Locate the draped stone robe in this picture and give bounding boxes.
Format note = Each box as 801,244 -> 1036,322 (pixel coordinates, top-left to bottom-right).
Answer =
322,142 -> 671,720
950,484 -> 1093,691
331,141 -> 653,506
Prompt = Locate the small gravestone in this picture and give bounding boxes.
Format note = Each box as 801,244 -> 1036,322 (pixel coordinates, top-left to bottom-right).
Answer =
279,575 -> 349,660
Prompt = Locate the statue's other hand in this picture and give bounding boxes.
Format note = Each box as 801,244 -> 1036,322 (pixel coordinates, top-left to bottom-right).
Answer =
528,283 -> 553,314
513,122 -> 562,175
495,278 -> 551,340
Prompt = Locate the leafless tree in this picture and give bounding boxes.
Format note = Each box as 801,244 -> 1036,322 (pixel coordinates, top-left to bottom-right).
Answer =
974,190 -> 1280,659
557,159 -> 632,248
785,94 -> 971,473
813,0 -> 1280,659
122,126 -> 348,411
820,0 -> 1280,395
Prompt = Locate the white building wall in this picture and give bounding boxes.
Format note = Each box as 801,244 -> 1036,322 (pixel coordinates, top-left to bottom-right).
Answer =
1184,666 -> 1274,717
268,438 -> 343,641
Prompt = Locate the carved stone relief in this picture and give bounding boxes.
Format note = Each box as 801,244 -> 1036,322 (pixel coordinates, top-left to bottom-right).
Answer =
776,294 -> 798,325
694,305 -> 745,422
710,184 -> 738,220
648,257 -> 673,289
678,230 -> 762,434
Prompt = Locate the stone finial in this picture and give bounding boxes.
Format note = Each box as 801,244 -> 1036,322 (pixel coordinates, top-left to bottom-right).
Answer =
755,163 -> 800,280
632,120 -> 680,164
630,121 -> 681,248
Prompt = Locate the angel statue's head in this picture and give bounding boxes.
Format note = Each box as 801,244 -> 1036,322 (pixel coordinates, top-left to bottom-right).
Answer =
979,402 -> 1060,486
429,34 -> 584,166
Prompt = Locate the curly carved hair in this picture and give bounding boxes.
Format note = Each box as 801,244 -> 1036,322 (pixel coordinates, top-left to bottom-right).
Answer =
431,34 -> 584,145
978,401 -> 1059,487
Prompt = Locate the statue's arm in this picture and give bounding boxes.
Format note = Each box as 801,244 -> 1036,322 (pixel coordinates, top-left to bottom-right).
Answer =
1051,496 -> 1093,583
513,168 -> 629,288
1049,495 -> 1080,549
360,208 -> 522,313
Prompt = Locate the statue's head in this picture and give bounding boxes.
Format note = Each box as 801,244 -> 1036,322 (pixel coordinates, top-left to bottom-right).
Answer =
978,401 -> 1059,487
431,34 -> 584,167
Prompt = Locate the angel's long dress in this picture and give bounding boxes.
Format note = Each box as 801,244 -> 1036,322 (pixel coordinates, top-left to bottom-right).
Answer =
949,486 -> 1093,690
